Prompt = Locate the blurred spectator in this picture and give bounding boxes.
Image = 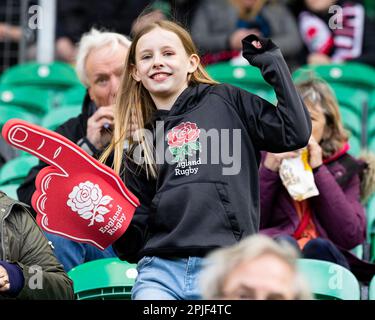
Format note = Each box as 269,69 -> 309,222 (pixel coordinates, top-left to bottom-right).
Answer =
17,28 -> 131,272
190,0 -> 302,65
200,234 -> 312,300
0,0 -> 36,73
298,0 -> 375,66
0,137 -> 18,169
56,0 -> 151,64
259,78 -> 375,280
0,191 -> 74,299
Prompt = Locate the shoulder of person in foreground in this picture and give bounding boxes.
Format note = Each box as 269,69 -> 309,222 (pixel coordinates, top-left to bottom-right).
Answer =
1,196 -> 74,300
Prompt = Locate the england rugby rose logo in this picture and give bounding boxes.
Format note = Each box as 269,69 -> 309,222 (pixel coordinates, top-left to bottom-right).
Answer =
167,122 -> 201,162
67,181 -> 113,226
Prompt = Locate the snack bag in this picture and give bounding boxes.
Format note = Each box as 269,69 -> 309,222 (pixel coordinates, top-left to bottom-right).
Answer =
279,149 -> 319,201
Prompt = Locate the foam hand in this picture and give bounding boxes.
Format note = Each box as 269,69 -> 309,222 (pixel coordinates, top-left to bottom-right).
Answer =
2,119 -> 139,250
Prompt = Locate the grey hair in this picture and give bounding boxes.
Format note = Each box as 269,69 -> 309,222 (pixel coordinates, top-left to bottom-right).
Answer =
200,234 -> 313,300
75,28 -> 131,87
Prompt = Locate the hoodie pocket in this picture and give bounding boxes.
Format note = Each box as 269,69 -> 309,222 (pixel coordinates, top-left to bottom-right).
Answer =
149,182 -> 242,246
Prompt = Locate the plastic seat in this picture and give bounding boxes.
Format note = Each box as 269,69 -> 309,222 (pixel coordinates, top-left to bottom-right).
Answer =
68,258 -> 137,300
41,105 -> 82,131
0,184 -> 19,200
0,86 -> 51,116
368,93 -> 375,152
367,195 -> 375,262
60,85 -> 86,106
0,105 -> 39,130
293,63 -> 375,93
0,62 -> 81,90
297,259 -> 360,300
205,62 -> 276,103
370,276 -> 375,300
0,156 -> 39,185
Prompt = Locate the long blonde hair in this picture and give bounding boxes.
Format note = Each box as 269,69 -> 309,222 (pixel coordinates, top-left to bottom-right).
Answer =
100,20 -> 217,179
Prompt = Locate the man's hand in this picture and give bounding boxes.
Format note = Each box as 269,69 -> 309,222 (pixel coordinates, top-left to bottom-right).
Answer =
86,105 -> 114,150
0,266 -> 10,293
2,120 -> 139,250
307,53 -> 332,65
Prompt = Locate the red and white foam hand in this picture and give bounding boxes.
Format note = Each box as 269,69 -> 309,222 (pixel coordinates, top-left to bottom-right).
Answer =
2,119 -> 139,250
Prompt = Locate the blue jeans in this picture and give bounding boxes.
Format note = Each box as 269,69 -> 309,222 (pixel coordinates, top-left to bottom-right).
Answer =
45,232 -> 116,272
275,235 -> 350,269
132,256 -> 204,300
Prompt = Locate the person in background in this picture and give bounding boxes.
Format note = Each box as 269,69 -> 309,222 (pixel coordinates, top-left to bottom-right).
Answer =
190,0 -> 302,66
200,234 -> 312,300
17,28 -> 131,272
298,0 -> 375,66
259,78 -> 375,281
0,191 -> 74,299
55,0 -> 151,64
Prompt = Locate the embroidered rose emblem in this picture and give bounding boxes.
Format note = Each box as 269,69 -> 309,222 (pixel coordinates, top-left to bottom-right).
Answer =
167,122 -> 201,162
67,181 -> 113,226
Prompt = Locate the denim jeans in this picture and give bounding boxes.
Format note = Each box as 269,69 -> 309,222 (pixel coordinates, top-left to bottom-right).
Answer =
132,256 -> 204,300
45,232 -> 116,272
275,235 -> 350,269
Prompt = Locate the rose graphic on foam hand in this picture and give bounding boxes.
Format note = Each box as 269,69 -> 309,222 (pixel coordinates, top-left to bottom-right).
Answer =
167,122 -> 201,162
67,181 -> 113,226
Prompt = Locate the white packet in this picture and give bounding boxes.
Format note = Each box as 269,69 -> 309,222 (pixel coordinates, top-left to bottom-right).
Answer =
279,149 -> 319,201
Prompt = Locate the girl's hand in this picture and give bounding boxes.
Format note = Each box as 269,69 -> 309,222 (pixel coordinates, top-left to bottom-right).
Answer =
263,151 -> 301,172
308,136 -> 323,169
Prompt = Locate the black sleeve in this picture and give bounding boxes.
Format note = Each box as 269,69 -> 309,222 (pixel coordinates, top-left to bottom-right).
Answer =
113,158 -> 156,263
235,35 -> 312,152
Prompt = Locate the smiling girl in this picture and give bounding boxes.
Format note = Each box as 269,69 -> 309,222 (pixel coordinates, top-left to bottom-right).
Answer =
101,20 -> 311,299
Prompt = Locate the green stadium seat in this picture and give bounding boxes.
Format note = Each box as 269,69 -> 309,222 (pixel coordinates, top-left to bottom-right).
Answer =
68,258 -> 137,300
60,85 -> 86,106
369,93 -> 375,153
0,156 -> 39,185
205,62 -> 276,103
293,63 -> 375,93
367,195 -> 375,262
0,105 -> 39,129
297,258 -> 360,300
0,183 -> 19,200
0,86 -> 51,116
41,105 -> 82,131
370,276 -> 375,300
0,62 -> 81,90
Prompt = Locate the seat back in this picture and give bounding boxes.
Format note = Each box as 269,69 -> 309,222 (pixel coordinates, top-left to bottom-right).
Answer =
297,259 -> 360,300
0,156 -> 39,185
68,258 -> 137,300
41,105 -> 82,131
205,62 -> 276,102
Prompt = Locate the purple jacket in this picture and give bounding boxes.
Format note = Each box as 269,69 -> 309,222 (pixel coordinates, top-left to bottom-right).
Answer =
259,153 -> 366,251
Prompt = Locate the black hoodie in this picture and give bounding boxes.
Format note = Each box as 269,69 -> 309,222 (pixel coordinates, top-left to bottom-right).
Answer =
114,35 -> 312,262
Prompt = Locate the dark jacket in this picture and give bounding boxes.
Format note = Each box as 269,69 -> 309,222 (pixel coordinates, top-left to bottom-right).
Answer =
0,192 -> 74,299
17,93 -> 97,217
114,36 -> 312,263
259,153 -> 367,250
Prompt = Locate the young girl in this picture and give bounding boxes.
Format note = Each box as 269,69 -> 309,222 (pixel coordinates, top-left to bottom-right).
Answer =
101,20 -> 311,300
